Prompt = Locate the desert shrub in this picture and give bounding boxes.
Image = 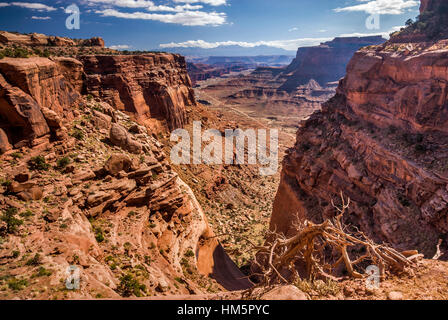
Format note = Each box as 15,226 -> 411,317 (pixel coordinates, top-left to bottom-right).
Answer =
25,253 -> 42,266
1,207 -> 23,234
70,128 -> 84,141
11,152 -> 23,159
94,227 -> 105,243
28,156 -> 50,171
117,274 -> 146,297
0,47 -> 30,58
185,249 -> 195,257
20,210 -> 34,218
7,277 -> 28,291
33,266 -> 52,277
295,279 -> 340,297
56,157 -> 71,169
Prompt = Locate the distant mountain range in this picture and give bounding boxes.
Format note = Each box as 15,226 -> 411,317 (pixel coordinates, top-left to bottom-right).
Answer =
161,45 -> 296,57
188,55 -> 294,66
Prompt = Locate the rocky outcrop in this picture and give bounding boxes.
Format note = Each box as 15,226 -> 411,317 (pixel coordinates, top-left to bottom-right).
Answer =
80,54 -> 196,131
272,25 -> 448,257
0,31 -> 104,47
0,50 -> 198,151
420,0 -> 442,13
187,62 -> 249,85
0,57 -> 81,148
279,36 -> 385,92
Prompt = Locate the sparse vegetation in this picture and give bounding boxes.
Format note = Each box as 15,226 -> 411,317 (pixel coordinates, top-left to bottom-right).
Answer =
1,207 -> 23,234
56,157 -> 71,169
33,266 -> 52,277
295,279 -> 341,297
25,253 -> 42,266
94,227 -> 105,243
7,277 -> 28,291
70,128 -> 84,141
117,273 -> 146,297
28,156 -> 50,171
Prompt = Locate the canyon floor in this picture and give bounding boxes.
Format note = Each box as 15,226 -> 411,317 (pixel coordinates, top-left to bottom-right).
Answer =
162,72 -> 300,269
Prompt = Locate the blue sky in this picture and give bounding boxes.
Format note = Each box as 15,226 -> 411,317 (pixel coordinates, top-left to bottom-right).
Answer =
0,0 -> 420,51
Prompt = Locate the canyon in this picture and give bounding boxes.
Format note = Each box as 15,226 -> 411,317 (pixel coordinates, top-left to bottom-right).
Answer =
0,36 -> 256,298
1,0 -> 448,301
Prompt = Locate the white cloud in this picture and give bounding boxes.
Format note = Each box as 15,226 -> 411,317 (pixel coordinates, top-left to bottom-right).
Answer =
87,0 -> 227,25
1,2 -> 57,12
96,8 -> 226,26
340,25 -> 404,38
86,0 -> 203,11
159,38 -> 333,51
334,0 -> 419,15
173,0 -> 226,6
31,15 -> 51,19
288,27 -> 299,32
109,44 -> 131,49
159,26 -> 404,51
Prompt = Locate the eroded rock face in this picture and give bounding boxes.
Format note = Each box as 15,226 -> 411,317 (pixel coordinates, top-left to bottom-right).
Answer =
0,50 -> 198,150
80,54 -> 196,131
272,38 -> 448,257
279,36 -> 385,92
0,31 -> 104,48
0,57 -> 80,147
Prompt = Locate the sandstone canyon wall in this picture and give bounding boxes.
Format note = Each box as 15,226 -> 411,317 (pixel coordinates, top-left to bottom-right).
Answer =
0,57 -> 82,149
279,36 -> 385,92
0,52 -> 196,151
81,54 -> 196,131
272,3 -> 448,258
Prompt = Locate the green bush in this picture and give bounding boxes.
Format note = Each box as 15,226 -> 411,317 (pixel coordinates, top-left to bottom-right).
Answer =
0,47 -> 30,58
8,277 -> 28,291
11,152 -> 23,159
117,274 -> 146,297
185,249 -> 195,257
70,128 -> 84,141
1,207 -> 23,234
34,266 -> 52,277
25,253 -> 42,266
56,157 -> 71,169
94,227 -> 105,243
28,156 -> 50,171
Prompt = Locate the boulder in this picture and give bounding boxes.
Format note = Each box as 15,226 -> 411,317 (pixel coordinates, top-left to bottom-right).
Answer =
41,107 -> 68,140
0,128 -> 12,153
104,154 -> 133,176
388,291 -> 404,300
261,286 -> 308,300
14,172 -> 30,183
7,181 -> 43,201
109,123 -> 143,154
91,110 -> 112,129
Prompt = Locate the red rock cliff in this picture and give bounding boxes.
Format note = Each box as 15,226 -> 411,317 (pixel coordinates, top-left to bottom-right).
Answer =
0,52 -> 197,150
0,57 -> 81,148
279,36 -> 385,92
272,29 -> 448,257
80,54 -> 196,131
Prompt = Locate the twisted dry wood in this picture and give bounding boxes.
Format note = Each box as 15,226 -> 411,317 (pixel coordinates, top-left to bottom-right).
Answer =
251,192 -> 417,286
